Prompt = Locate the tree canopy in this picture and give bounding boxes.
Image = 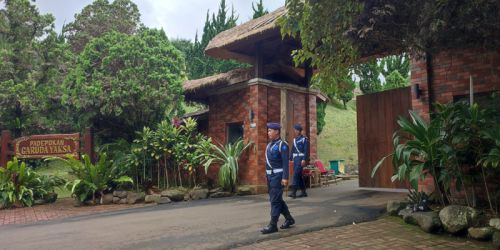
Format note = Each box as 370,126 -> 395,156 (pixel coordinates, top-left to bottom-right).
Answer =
62,29 -> 185,141
252,0 -> 269,19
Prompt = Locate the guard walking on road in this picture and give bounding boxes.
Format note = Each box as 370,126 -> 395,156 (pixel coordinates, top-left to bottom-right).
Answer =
261,122 -> 295,234
289,124 -> 309,198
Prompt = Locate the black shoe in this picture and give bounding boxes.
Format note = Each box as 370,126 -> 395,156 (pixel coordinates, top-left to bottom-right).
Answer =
297,191 -> 308,197
280,218 -> 295,229
261,224 -> 278,234
288,188 -> 297,199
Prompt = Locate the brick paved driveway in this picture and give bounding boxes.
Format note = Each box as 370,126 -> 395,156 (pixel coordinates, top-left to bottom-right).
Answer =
0,198 -> 150,226
235,216 -> 491,250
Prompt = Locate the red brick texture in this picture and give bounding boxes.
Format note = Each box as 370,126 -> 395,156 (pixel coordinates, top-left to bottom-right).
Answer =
204,81 -> 319,191
411,48 -> 500,192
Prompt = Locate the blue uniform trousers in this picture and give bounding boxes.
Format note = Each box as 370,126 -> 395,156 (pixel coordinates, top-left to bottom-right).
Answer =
266,172 -> 290,221
292,157 -> 306,190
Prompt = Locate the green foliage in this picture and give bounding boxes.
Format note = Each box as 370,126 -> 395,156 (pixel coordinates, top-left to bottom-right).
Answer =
316,102 -> 326,135
279,0 -> 498,93
337,74 -> 356,109
353,59 -> 382,94
63,0 -> 141,53
384,70 -> 408,90
48,153 -> 133,204
381,54 -> 410,80
407,189 -> 430,212
199,139 -> 253,192
63,29 -> 186,142
184,0 -> 246,79
252,0 -> 269,19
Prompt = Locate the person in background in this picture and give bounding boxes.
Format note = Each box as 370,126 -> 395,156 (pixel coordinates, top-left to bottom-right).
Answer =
289,123 -> 309,198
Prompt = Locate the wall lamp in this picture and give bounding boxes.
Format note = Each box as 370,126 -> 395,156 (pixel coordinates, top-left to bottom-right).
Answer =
414,84 -> 422,99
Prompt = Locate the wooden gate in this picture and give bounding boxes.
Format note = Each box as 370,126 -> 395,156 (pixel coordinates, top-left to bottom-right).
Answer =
357,87 -> 411,189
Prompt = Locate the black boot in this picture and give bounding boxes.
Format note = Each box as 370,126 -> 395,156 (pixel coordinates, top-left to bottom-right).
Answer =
261,221 -> 278,234
288,187 -> 297,199
280,214 -> 295,229
297,189 -> 308,198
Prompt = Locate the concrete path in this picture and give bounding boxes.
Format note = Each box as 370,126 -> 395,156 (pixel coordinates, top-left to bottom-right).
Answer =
0,180 -> 406,249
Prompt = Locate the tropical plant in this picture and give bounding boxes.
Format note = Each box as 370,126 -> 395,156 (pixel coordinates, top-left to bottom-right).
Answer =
407,189 -> 430,212
31,175 -> 66,202
199,139 -> 253,192
372,111 -> 448,206
48,153 -> 133,204
0,158 -> 38,208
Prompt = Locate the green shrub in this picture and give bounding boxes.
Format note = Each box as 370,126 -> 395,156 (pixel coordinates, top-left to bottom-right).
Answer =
0,158 -> 37,208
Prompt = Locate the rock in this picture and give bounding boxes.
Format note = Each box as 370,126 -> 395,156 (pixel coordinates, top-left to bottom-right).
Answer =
44,192 -> 58,203
112,197 -> 120,204
184,193 -> 190,201
210,191 -> 232,198
493,231 -> 500,250
189,188 -> 208,200
119,198 -> 128,204
145,194 -> 161,203
209,187 -> 224,194
387,200 -> 408,216
468,227 -> 494,241
490,218 -> 500,230
100,193 -> 114,205
237,186 -> 253,196
398,208 -> 416,225
113,191 -> 128,199
412,211 -> 442,233
34,199 -> 46,205
439,205 -> 480,234
161,190 -> 185,202
158,197 -> 171,204
127,192 -> 145,204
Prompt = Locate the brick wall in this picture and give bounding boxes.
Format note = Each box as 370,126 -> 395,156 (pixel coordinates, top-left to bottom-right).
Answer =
411,48 -> 500,192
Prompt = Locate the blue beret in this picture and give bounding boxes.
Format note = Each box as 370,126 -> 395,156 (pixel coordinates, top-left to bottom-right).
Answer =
294,124 -> 303,131
267,122 -> 281,130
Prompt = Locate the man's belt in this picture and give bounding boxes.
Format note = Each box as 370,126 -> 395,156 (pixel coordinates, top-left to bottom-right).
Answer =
292,153 -> 305,158
266,168 -> 283,175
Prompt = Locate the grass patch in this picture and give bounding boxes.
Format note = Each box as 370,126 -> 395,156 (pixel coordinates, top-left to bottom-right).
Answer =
317,99 -> 358,166
36,161 -> 74,199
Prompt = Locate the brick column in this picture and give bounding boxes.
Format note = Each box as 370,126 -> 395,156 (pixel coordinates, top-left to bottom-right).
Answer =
307,94 -> 318,161
0,130 -> 12,167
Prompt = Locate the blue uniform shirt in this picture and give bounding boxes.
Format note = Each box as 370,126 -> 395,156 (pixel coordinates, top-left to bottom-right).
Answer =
290,135 -> 309,161
265,138 -> 289,180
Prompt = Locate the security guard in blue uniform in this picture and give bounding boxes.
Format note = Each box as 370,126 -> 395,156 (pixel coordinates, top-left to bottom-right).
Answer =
261,122 -> 295,234
288,124 -> 309,198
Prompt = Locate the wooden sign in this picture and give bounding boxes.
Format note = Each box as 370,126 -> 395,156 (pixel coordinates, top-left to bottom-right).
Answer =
13,133 -> 80,159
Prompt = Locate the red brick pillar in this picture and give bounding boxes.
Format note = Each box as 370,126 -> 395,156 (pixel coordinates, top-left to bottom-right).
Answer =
83,127 -> 95,163
0,130 -> 12,167
410,57 -> 431,121
307,94 -> 318,161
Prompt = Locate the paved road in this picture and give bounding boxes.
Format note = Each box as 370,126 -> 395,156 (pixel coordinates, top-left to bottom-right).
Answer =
0,180 -> 406,250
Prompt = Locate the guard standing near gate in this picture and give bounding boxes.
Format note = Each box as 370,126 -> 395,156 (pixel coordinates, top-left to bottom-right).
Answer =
289,124 -> 309,198
261,122 -> 295,234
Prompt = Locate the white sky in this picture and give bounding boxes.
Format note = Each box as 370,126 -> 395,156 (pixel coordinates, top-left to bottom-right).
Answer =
31,0 -> 285,41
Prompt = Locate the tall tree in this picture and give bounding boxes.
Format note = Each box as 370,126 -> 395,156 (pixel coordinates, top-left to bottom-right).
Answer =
252,0 -> 269,19
337,74 -> 356,109
186,0 -> 244,79
0,0 -> 57,136
62,29 -> 186,142
63,0 -> 141,53
353,59 -> 382,94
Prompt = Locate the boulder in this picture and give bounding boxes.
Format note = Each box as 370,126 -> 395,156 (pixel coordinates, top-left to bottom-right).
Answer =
113,191 -> 128,199
161,190 -> 185,202
209,187 -> 224,195
467,227 -> 494,241
145,194 -> 161,203
439,205 -> 480,234
210,191 -> 232,198
44,192 -> 58,203
119,198 -> 128,204
158,197 -> 171,204
34,199 -> 46,205
112,197 -> 120,204
493,231 -> 500,250
100,193 -> 114,205
237,186 -> 253,196
189,188 -> 209,200
387,200 -> 408,216
398,208 -> 417,225
127,192 -> 145,204
412,211 -> 442,233
490,218 -> 500,231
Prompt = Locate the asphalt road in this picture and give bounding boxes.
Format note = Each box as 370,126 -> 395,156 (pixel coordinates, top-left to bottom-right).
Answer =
0,180 -> 406,250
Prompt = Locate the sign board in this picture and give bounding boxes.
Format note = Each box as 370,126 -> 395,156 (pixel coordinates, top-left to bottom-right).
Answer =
13,133 -> 80,159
